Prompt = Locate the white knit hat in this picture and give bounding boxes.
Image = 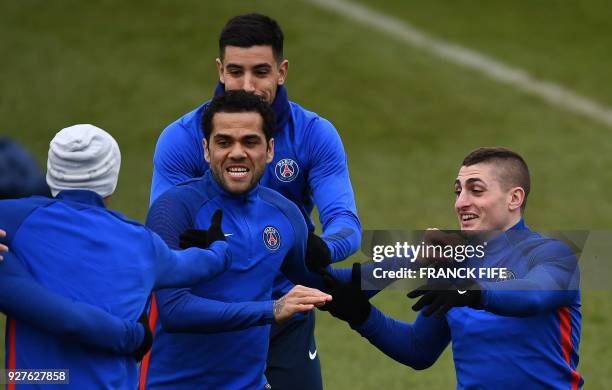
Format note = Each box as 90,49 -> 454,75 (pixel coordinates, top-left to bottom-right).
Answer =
46,124 -> 121,198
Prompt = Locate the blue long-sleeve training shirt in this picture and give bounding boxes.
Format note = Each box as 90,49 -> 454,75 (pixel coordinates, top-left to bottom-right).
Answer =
142,170 -> 326,389
353,220 -> 582,389
0,190 -> 230,389
150,83 -> 361,298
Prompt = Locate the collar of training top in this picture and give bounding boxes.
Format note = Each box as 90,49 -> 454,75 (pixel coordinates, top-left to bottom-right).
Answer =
482,218 -> 530,254
214,82 -> 291,133
202,169 -> 259,204
55,190 -> 106,208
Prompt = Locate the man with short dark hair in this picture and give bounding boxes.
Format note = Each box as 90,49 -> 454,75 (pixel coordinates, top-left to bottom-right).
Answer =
324,147 -> 582,388
147,13 -> 361,389
141,90 -> 333,389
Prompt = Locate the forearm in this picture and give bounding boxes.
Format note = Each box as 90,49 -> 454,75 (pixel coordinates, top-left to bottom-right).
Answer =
322,214 -> 362,262
353,305 -> 450,370
156,288 -> 275,333
154,241 -> 230,289
0,264 -> 142,354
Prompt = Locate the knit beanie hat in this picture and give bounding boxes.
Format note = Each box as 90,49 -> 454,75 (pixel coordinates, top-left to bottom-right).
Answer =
46,124 -> 121,197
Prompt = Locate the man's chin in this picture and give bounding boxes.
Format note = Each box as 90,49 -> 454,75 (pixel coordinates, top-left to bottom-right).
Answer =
221,180 -> 256,196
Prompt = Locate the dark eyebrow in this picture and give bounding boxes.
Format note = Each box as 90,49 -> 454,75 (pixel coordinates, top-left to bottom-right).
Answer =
253,64 -> 272,71
225,63 -> 244,70
465,177 -> 486,186
213,134 -> 232,141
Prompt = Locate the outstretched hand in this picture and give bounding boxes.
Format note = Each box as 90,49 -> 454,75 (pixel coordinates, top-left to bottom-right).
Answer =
407,280 -> 481,317
179,209 -> 226,249
133,310 -> 153,362
273,285 -> 332,323
320,263 -> 371,326
0,229 -> 8,261
305,232 -> 332,274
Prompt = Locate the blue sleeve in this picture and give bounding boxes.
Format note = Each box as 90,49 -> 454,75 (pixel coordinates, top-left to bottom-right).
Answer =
0,252 -> 143,354
150,121 -> 205,205
305,117 -> 361,262
480,240 -> 579,316
148,231 -> 230,289
353,305 -> 451,369
156,288 -> 275,332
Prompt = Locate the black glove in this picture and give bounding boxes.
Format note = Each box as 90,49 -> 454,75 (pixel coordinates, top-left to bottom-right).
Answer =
179,209 -> 225,249
133,311 -> 153,362
407,280 -> 481,317
320,263 -> 371,326
418,229 -> 467,267
305,232 -> 331,274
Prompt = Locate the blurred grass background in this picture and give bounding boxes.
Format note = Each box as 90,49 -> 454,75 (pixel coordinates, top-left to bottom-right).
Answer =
1,0 -> 611,388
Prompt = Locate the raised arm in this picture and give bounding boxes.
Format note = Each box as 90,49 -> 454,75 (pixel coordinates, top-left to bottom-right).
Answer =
305,117 -> 361,262
479,240 -> 579,316
0,252 -> 145,356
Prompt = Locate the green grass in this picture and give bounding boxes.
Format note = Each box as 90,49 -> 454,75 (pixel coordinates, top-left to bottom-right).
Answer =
1,0 -> 611,387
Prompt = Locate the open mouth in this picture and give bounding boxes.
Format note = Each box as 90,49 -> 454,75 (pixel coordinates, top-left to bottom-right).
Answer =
461,213 -> 478,222
226,166 -> 250,179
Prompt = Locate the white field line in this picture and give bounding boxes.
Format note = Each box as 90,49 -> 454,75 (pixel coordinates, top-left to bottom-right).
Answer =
305,0 -> 612,128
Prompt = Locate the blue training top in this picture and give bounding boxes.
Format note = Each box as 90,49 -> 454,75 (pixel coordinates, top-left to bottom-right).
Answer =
150,83 -> 361,297
354,220 -> 583,389
142,170 -> 326,389
0,190 -> 230,389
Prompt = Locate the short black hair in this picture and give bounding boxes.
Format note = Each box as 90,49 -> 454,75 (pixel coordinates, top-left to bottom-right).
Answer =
462,147 -> 531,211
201,90 -> 276,141
219,13 -> 284,62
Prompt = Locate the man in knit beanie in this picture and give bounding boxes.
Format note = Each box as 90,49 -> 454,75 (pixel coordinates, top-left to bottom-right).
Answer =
46,124 -> 121,201
0,124 -> 231,389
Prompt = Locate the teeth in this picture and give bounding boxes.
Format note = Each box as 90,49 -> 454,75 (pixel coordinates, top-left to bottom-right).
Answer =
227,167 -> 248,172
462,214 -> 477,221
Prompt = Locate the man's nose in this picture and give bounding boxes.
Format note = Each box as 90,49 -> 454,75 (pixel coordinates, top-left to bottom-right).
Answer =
243,73 -> 256,93
455,191 -> 471,210
228,143 -> 247,159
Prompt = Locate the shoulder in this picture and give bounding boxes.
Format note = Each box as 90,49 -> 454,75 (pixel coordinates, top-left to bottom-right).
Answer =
289,101 -> 339,139
0,196 -> 55,242
154,102 -> 210,156
511,230 -> 577,266
153,176 -> 211,207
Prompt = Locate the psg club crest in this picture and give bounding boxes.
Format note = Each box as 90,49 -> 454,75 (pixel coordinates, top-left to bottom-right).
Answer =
274,158 -> 299,182
263,226 -> 281,251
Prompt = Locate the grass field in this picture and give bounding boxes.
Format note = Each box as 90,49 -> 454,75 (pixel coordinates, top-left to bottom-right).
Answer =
1,0 -> 611,388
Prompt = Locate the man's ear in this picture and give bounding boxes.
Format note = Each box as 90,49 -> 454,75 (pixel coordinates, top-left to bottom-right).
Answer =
266,138 -> 275,163
203,138 -> 211,163
508,187 -> 525,212
277,60 -> 289,85
215,58 -> 224,84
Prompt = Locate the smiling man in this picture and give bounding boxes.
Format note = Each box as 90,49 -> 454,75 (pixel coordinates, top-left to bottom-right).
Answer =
141,91 -> 333,389
146,13 -> 361,389
322,147 -> 583,389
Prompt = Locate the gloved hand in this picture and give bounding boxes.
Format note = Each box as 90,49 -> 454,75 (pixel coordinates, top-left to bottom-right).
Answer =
407,280 -> 481,317
179,209 -> 226,249
305,232 -> 331,274
133,310 -> 153,362
417,228 -> 467,267
320,263 -> 371,326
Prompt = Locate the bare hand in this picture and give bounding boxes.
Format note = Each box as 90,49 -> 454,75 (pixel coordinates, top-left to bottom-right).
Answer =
273,285 -> 332,323
0,229 -> 8,261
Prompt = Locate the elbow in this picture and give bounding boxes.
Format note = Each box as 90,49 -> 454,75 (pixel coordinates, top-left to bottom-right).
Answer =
401,355 -> 436,371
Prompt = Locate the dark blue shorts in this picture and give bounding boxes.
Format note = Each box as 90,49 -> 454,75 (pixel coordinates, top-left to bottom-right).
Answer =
265,310 -> 322,390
